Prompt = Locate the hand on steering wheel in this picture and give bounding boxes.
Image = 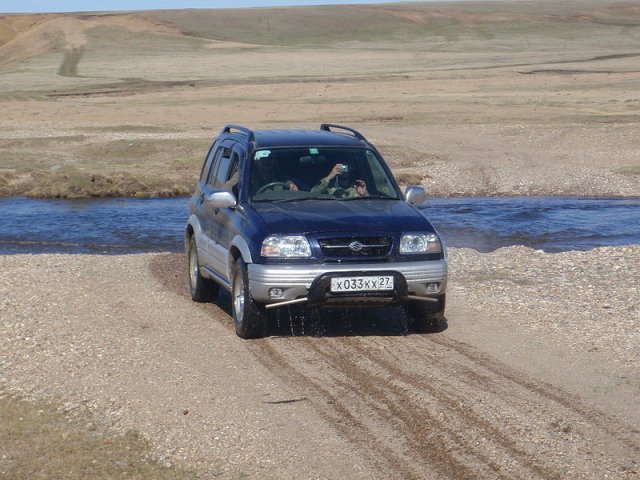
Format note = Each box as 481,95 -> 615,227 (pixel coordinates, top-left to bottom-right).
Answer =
255,181 -> 296,195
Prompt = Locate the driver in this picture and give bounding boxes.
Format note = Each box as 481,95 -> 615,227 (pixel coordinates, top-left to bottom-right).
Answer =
252,154 -> 299,195
311,163 -> 368,198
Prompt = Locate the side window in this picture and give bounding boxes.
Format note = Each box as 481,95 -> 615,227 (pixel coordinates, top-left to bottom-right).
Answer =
213,147 -> 234,188
200,142 -> 218,182
222,151 -> 242,194
205,147 -> 225,187
228,152 -> 240,182
365,150 -> 395,197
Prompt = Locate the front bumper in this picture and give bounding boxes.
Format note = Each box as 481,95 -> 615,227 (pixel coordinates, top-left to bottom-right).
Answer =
248,260 -> 447,306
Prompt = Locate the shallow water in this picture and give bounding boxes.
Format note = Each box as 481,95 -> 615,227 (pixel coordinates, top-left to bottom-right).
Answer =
0,197 -> 187,255
0,196 -> 638,254
418,196 -> 640,253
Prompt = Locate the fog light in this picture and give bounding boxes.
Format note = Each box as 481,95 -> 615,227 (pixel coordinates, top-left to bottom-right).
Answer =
425,283 -> 439,293
269,288 -> 284,299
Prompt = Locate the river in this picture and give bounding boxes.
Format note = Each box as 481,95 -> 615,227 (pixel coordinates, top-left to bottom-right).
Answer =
0,196 -> 638,254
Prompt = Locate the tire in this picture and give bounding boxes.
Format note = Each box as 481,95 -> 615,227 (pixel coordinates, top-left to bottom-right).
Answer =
231,257 -> 266,339
406,294 -> 446,333
188,235 -> 219,303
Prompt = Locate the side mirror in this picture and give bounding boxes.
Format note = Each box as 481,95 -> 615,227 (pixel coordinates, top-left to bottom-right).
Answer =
405,185 -> 426,205
206,190 -> 237,209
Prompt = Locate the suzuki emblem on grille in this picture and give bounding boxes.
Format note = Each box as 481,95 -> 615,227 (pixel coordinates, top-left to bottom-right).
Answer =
349,241 -> 364,252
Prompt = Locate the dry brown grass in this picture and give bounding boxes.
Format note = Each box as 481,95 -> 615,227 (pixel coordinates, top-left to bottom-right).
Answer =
0,137 -> 208,198
0,0 -> 638,198
0,392 -> 196,480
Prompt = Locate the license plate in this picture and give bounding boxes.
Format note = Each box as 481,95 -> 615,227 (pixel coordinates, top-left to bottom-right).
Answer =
330,275 -> 394,293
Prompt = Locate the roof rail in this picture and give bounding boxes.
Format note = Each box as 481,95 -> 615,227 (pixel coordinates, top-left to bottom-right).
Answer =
320,123 -> 366,141
222,124 -> 255,142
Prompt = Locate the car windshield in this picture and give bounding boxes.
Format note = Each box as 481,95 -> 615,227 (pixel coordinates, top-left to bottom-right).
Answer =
250,147 -> 401,202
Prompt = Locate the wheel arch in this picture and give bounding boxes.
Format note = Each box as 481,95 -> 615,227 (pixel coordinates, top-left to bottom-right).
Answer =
185,214 -> 203,249
228,235 -> 253,280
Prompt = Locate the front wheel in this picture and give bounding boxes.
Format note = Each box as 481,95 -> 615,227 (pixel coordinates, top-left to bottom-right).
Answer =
188,236 -> 219,303
231,258 -> 266,339
406,294 -> 446,333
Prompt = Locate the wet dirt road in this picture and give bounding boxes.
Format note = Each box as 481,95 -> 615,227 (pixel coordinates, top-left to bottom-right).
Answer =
248,325 -> 637,479
153,254 -> 638,479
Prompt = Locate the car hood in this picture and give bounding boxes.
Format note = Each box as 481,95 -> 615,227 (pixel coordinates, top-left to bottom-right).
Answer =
251,199 -> 435,234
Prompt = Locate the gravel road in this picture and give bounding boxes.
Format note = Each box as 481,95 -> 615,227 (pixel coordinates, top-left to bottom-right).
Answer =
1,247 -> 638,478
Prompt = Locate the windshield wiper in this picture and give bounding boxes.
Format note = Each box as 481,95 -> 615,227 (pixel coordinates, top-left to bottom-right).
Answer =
270,195 -> 333,203
339,195 -> 395,201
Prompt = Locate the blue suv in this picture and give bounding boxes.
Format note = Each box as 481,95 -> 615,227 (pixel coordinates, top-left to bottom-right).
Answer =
186,124 -> 447,338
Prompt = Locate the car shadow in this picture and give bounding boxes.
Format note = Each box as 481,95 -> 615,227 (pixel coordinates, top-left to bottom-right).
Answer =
146,256 -> 447,339
216,290 -> 448,338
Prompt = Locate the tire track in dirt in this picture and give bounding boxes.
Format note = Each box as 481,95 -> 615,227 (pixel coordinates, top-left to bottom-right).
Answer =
427,335 -> 640,453
150,255 -> 637,478
250,332 -> 638,479
302,338 -> 504,480
303,337 -> 559,480
251,337 -> 518,479
249,339 -> 419,479
331,337 -> 560,479
358,335 -> 639,476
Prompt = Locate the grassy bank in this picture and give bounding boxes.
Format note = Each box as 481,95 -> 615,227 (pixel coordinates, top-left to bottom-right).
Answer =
0,137 -> 209,198
0,392 -> 196,479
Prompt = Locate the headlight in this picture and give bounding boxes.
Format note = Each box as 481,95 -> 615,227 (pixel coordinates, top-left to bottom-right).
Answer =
261,235 -> 311,258
400,233 -> 442,254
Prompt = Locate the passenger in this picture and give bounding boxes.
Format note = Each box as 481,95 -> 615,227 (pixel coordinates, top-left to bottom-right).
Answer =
312,163 -> 368,198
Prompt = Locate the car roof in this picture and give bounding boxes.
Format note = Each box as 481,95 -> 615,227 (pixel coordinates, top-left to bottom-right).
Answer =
252,129 -> 368,149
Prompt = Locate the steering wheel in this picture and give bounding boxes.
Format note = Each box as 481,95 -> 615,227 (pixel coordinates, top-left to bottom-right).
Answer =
255,181 -> 290,195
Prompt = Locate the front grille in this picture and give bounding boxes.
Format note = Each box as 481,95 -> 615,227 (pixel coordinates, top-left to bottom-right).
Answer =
318,236 -> 391,258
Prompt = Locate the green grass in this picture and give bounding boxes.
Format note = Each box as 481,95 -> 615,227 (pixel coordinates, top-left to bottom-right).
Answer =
0,137 -> 209,198
146,2 -> 640,50
148,6 -> 406,46
0,393 -> 197,480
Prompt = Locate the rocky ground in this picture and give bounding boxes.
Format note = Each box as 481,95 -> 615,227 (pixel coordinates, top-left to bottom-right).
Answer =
1,248 -> 637,478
